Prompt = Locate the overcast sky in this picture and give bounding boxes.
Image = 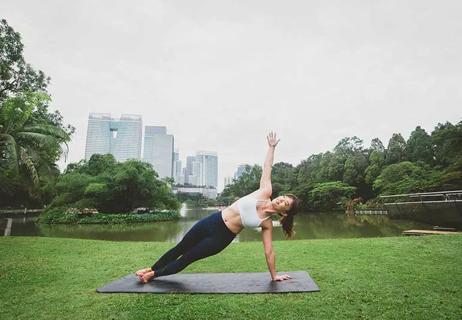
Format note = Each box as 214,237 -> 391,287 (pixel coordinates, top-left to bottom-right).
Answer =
2,0 -> 461,191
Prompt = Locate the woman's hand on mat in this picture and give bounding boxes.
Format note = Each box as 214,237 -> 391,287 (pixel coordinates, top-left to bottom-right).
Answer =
138,270 -> 156,284
135,268 -> 152,277
267,131 -> 280,148
273,274 -> 292,281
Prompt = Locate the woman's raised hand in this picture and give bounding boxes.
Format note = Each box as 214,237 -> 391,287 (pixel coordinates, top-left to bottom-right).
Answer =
267,131 -> 280,148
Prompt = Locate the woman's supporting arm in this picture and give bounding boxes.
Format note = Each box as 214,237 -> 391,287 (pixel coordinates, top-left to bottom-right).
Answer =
261,221 -> 277,280
265,251 -> 277,280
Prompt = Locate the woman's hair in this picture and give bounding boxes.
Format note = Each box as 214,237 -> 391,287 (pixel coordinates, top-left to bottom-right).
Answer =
279,193 -> 300,239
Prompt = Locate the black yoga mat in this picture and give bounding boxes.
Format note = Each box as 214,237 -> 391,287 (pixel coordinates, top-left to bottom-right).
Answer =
96,271 -> 319,294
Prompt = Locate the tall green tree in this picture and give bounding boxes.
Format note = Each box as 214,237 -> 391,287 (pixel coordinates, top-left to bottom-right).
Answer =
385,133 -> 407,164
0,92 -> 72,205
430,121 -> 462,190
406,126 -> 433,164
431,121 -> 462,167
365,138 -> 385,188
271,162 -> 295,196
0,19 -> 49,102
0,19 -> 74,207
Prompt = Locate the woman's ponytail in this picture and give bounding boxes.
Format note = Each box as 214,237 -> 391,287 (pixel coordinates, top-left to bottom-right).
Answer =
280,194 -> 300,239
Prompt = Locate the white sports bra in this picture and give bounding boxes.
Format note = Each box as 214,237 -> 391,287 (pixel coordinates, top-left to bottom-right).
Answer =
233,195 -> 271,228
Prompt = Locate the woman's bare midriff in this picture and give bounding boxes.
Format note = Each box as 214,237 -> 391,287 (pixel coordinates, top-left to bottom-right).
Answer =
221,207 -> 244,235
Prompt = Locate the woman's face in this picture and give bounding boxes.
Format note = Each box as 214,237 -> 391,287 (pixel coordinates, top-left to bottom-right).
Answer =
271,196 -> 294,214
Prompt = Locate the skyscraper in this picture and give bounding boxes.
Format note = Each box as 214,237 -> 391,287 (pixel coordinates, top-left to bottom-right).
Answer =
195,151 -> 218,188
173,149 -> 182,183
84,113 -> 142,161
234,164 -> 248,180
184,155 -> 195,185
143,126 -> 174,179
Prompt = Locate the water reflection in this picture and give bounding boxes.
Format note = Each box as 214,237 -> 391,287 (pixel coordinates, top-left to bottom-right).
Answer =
0,209 -> 433,242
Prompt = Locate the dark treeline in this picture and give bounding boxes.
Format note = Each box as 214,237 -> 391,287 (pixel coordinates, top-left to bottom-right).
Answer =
219,122 -> 462,211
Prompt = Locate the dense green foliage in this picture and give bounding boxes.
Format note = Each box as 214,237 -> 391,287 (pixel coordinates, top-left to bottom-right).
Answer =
0,19 -> 49,102
1,235 -> 461,319
38,206 -> 179,224
219,121 -> 462,210
0,19 -> 74,207
43,154 -> 180,215
308,181 -> 356,211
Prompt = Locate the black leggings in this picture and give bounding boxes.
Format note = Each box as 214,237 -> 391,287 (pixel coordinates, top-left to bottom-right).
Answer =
151,211 -> 237,278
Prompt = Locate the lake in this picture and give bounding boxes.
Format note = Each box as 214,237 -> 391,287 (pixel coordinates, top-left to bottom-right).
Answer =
1,207 -> 432,242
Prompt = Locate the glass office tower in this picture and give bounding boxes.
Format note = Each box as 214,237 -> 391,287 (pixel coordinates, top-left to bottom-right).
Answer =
195,151 -> 218,188
143,126 -> 174,179
84,113 -> 142,161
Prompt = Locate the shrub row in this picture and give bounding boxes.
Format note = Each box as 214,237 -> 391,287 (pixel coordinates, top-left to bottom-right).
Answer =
37,207 -> 180,224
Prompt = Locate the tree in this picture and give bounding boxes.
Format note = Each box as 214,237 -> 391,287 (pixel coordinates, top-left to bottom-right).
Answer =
221,164 -> 262,199
406,126 -> 433,164
271,162 -> 295,196
385,133 -> 407,164
308,181 -> 356,211
334,136 -> 364,156
430,121 -> 462,190
431,121 -> 462,167
0,19 -> 49,102
47,155 -> 180,213
342,152 -> 368,187
0,19 -> 74,207
370,138 -> 385,152
373,161 -> 432,195
0,92 -> 72,205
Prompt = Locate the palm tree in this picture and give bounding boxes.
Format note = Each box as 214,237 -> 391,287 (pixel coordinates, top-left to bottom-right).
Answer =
0,92 -> 69,198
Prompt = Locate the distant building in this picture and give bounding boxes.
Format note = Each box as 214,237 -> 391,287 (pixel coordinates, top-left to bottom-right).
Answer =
195,151 -> 218,188
84,113 -> 142,161
234,164 -> 248,180
143,126 -> 174,179
184,155 -> 195,185
191,159 -> 202,186
182,151 -> 218,188
179,168 -> 186,185
173,186 -> 217,199
224,177 -> 234,188
173,149 -> 182,183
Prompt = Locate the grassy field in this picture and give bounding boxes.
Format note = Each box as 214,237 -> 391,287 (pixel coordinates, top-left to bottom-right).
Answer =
1,235 -> 461,319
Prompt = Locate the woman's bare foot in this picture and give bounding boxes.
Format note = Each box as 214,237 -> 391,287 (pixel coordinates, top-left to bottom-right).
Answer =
135,268 -> 152,277
139,270 -> 156,284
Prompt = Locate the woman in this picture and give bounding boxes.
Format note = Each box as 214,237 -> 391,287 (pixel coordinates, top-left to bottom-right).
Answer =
136,131 -> 300,283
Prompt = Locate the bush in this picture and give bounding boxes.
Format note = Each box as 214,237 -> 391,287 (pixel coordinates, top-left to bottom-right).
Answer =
308,181 -> 357,211
37,206 -> 180,224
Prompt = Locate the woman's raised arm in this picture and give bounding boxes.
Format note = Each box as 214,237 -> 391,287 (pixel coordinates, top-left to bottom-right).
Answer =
259,131 -> 280,195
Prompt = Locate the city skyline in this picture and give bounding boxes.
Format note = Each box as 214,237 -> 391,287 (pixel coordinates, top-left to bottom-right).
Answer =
84,112 -> 221,189
3,1 -> 460,193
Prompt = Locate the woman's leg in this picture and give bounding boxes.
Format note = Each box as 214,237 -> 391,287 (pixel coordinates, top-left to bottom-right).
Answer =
150,215 -> 210,271
152,234 -> 234,278
139,211 -> 235,282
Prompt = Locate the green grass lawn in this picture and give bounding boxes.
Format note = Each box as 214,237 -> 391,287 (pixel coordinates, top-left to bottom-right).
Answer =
1,235 -> 461,319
